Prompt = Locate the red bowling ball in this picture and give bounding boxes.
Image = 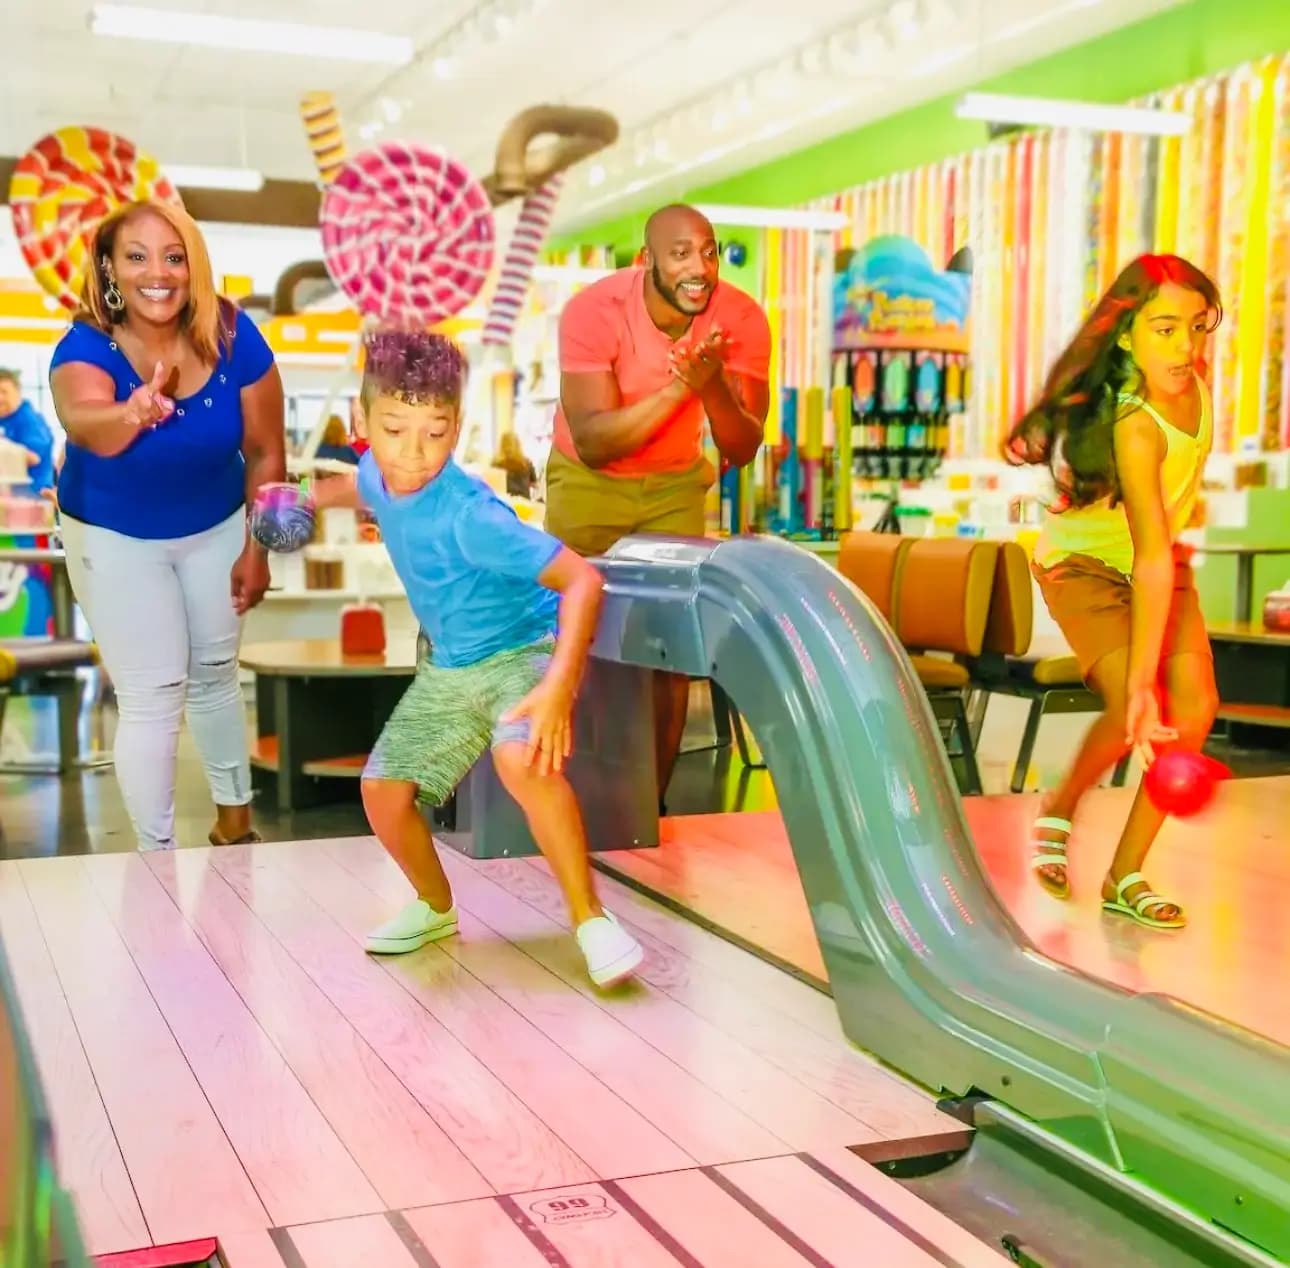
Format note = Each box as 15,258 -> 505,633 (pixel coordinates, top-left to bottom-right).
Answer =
1144,748 -> 1230,817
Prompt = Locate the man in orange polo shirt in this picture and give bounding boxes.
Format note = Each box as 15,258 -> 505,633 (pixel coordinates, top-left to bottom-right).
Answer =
546,203 -> 771,807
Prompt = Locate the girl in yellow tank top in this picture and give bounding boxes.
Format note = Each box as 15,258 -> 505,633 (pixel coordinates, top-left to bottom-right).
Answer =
1003,254 -> 1222,931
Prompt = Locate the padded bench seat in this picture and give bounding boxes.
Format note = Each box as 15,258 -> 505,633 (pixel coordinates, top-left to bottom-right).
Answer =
908,654 -> 971,690
0,637 -> 103,775
1003,651 -> 1084,688
0,638 -> 99,683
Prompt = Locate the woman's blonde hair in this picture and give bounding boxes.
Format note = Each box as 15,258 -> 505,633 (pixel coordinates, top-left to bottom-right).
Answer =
78,198 -> 232,366
321,414 -> 349,446
492,430 -> 527,471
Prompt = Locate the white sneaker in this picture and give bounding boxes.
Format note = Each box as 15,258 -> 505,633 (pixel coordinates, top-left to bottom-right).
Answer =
576,912 -> 644,988
364,899 -> 458,955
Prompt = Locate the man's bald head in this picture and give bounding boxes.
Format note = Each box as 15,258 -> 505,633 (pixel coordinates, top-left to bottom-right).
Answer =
642,204 -> 718,319
644,204 -> 714,253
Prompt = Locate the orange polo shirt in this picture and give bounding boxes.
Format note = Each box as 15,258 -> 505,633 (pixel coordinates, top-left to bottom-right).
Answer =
552,267 -> 771,477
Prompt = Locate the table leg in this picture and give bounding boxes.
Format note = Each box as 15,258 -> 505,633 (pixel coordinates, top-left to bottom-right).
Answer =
51,570 -> 75,639
1236,556 -> 1254,625
274,676 -> 294,814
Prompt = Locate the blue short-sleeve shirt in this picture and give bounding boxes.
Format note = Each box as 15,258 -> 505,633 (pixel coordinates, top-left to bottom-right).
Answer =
50,305 -> 275,539
357,452 -> 560,668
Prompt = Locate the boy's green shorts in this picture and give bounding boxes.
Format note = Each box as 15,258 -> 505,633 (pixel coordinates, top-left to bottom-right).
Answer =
364,638 -> 553,805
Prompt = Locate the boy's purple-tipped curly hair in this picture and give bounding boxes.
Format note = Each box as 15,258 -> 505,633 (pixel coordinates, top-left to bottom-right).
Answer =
361,328 -> 468,409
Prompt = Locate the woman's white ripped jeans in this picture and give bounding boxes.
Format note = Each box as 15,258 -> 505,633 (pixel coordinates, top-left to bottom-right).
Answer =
60,508 -> 251,849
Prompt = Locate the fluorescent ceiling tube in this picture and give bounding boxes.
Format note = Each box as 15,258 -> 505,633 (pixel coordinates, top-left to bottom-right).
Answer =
90,4 -> 413,64
165,165 -> 265,192
955,92 -> 1191,137
695,204 -> 848,231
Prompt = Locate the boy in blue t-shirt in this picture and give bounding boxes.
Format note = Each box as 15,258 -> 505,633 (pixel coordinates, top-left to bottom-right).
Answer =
314,330 -> 643,988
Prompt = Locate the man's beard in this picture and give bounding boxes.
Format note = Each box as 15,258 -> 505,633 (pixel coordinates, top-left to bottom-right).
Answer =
652,262 -> 710,314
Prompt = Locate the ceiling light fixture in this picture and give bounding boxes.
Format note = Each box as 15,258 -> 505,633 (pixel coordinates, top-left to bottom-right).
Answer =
694,204 -> 848,231
165,164 -> 266,192
955,92 -> 1191,137
89,4 -> 413,64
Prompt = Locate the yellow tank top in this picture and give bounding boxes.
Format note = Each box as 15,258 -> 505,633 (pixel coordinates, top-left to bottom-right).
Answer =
1034,377 -> 1211,577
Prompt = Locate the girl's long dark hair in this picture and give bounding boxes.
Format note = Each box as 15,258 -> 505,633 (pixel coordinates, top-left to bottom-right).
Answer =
1003,253 -> 1221,508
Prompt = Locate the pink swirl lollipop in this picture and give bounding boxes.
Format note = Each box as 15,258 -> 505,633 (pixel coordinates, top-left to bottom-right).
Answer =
320,141 -> 495,326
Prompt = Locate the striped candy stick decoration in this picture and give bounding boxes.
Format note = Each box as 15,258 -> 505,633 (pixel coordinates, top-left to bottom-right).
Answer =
1010,134 -> 1033,429
782,226 -> 797,389
1268,55 -> 1290,449
1153,86 -> 1185,254
1026,131 -> 1049,409
955,153 -> 972,259
973,144 -> 988,455
1214,67 -> 1250,452
1039,130 -> 1063,386
1176,81 -> 1206,266
1138,107 -> 1160,255
1096,131 -> 1121,297
914,163 -> 932,258
299,92 -> 349,185
481,174 -> 564,348
1231,57 -> 1279,451
1082,127 -> 1104,312
997,139 -> 1018,446
941,160 -> 956,267
763,226 -> 784,449
900,170 -> 915,245
1115,127 -> 1146,264
1198,78 -> 1227,283
1060,130 -> 1094,363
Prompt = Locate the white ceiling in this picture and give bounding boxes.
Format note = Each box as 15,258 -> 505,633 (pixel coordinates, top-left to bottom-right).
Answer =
4,0 -> 1186,234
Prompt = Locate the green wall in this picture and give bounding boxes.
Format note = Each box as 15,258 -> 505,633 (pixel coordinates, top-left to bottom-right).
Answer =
554,0 -> 1290,259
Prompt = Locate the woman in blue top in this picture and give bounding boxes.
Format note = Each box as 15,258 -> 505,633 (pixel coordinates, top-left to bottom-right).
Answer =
48,199 -> 286,850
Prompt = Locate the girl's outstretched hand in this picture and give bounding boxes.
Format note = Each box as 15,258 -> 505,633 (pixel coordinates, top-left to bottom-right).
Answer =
1126,685 -> 1178,769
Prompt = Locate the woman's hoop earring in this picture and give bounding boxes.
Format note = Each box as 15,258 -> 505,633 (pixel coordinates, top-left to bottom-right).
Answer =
105,279 -> 125,314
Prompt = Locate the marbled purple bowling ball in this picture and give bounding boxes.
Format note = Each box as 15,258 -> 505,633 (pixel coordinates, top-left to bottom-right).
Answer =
249,482 -> 316,552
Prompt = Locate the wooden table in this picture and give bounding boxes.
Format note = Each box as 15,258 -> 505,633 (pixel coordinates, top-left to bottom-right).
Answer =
1191,543 -> 1290,622
239,638 -> 417,813
1206,620 -> 1290,732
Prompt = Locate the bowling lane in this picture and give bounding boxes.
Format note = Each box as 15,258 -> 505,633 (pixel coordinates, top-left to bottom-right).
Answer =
596,776 -> 1290,1050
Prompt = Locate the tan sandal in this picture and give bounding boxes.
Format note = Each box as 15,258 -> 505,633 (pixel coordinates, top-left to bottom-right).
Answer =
209,829 -> 263,846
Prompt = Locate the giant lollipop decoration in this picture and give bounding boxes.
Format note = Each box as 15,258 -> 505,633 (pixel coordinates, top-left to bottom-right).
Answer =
299,91 -> 349,186
320,141 -> 496,326
8,126 -> 183,311
482,173 -> 565,348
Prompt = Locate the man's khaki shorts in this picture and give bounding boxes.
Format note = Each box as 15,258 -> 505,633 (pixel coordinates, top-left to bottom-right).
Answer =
543,448 -> 710,557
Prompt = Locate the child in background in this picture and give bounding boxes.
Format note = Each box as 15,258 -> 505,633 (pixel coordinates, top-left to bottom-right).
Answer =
1005,254 -> 1221,930
314,329 -> 644,987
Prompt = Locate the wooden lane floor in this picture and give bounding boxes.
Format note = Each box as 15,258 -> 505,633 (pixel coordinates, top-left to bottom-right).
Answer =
0,838 -> 1005,1265
596,777 -> 1290,1050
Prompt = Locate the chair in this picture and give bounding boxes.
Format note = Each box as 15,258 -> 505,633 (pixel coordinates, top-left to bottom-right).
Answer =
893,537 -> 1000,795
837,533 -> 995,794
967,541 -> 1129,793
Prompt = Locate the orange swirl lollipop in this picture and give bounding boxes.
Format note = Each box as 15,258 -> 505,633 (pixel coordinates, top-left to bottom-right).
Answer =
7,126 -> 182,311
